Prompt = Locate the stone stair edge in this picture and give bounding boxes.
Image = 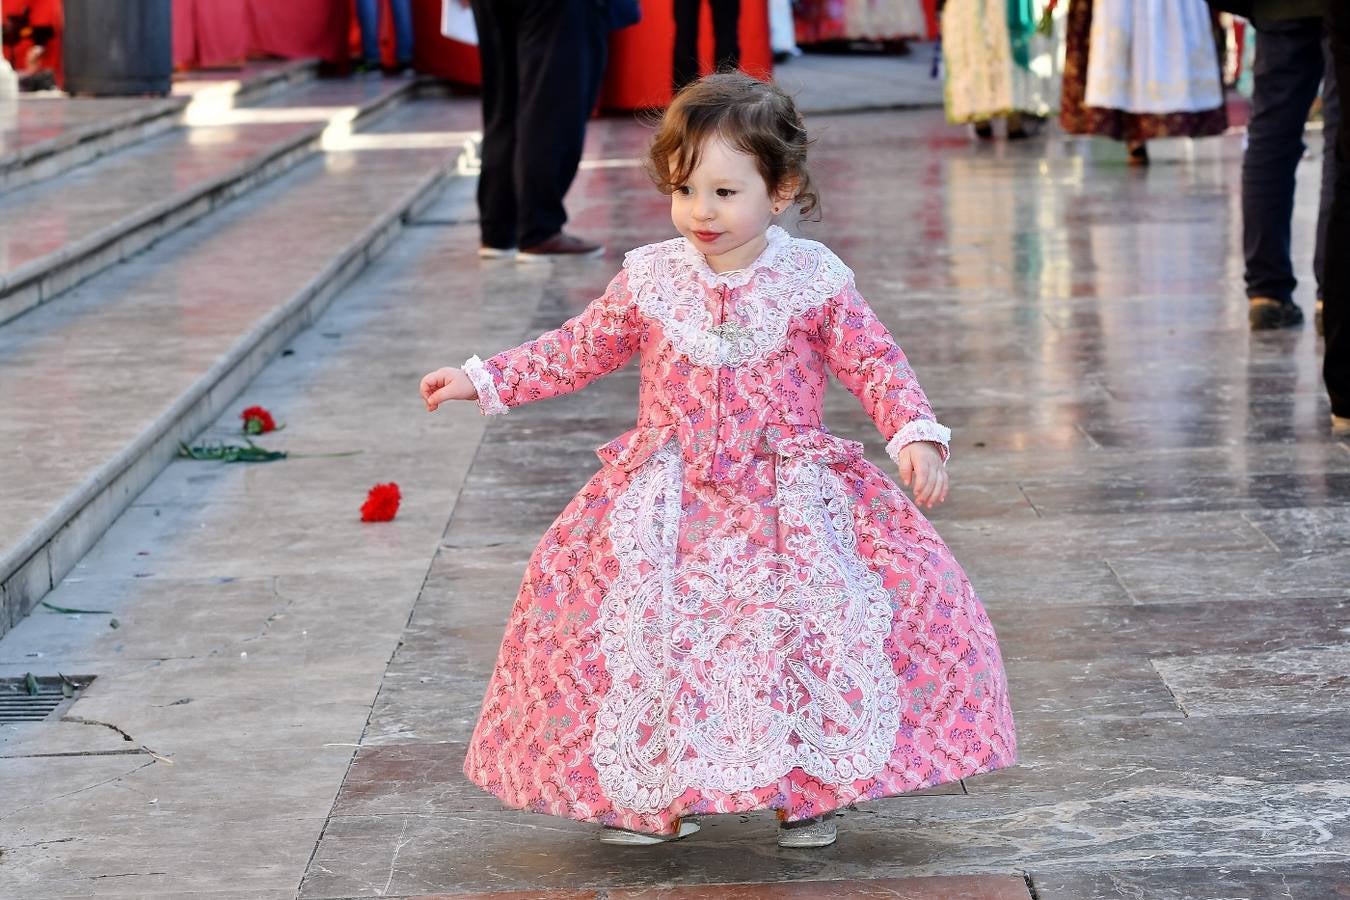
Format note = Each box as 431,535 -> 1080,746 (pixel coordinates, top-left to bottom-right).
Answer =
0,59 -> 321,195
0,75 -> 417,327
0,147 -> 466,638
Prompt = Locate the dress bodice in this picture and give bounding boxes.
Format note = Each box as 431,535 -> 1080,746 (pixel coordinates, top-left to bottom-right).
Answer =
463,226 -> 951,481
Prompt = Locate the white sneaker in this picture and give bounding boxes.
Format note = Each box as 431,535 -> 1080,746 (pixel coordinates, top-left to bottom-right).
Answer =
599,820 -> 700,845
777,815 -> 838,848
479,245 -> 517,260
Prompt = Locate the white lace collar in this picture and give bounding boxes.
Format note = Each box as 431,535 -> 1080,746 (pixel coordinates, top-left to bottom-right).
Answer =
677,224 -> 793,289
624,225 -> 853,368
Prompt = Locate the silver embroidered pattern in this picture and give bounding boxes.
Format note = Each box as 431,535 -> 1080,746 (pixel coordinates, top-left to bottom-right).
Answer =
707,321 -> 751,343
593,444 -> 899,813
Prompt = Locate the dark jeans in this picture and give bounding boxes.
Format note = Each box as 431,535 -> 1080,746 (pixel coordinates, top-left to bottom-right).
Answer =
470,0 -> 608,249
1325,5 -> 1350,417
1242,17 -> 1340,303
355,0 -> 414,65
673,0 -> 741,92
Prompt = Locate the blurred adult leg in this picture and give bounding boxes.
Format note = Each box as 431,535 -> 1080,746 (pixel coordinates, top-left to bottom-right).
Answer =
354,0 -> 381,64
711,0 -> 742,73
1242,18 -> 1324,322
515,0 -> 607,248
1314,31 -> 1340,306
674,0 -> 702,91
390,0 -> 414,64
470,0 -> 521,250
1324,3 -> 1350,425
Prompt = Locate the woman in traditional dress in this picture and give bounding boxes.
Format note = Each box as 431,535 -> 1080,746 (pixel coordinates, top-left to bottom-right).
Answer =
1060,0 -> 1228,164
940,0 -> 1062,140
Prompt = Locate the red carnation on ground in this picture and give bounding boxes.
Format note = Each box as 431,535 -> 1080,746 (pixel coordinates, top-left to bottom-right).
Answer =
361,483 -> 401,522
240,405 -> 278,435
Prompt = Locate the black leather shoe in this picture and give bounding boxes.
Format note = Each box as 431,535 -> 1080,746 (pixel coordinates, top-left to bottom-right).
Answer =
1249,297 -> 1304,331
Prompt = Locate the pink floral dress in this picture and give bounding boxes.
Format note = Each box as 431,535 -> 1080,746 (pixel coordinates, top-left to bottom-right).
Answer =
460,226 -> 1016,835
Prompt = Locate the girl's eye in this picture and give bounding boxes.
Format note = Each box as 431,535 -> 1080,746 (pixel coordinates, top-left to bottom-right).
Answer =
716,188 -> 736,198
677,186 -> 693,196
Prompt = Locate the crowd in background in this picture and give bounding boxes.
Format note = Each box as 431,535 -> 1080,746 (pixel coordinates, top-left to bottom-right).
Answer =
3,0 -> 1344,426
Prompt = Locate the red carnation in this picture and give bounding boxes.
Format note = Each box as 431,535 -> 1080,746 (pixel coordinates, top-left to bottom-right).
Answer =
361,482 -> 401,522
240,405 -> 277,435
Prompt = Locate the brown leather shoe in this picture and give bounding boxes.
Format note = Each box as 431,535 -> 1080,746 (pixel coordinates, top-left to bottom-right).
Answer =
518,231 -> 604,262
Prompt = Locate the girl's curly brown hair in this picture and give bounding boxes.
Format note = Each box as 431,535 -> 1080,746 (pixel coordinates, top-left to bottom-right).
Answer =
647,72 -> 818,218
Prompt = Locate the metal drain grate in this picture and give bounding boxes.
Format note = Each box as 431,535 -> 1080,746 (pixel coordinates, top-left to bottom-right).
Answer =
0,675 -> 92,723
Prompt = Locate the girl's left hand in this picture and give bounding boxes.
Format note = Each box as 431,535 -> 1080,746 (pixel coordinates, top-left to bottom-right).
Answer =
895,441 -> 948,509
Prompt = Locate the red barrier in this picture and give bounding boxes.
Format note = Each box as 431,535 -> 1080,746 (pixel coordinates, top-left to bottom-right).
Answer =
603,0 -> 772,110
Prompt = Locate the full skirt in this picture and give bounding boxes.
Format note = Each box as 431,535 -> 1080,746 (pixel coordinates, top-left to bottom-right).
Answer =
463,428 -> 1018,835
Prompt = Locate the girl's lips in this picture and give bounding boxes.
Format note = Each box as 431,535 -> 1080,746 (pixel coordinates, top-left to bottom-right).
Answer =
693,231 -> 722,242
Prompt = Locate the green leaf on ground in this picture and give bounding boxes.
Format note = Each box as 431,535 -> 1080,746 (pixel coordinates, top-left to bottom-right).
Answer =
177,440 -> 288,463
41,601 -> 112,615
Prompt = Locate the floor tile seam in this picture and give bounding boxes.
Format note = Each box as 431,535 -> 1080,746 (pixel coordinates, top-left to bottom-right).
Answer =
1096,589 -> 1350,608
0,755 -> 158,824
298,161 -> 487,894
1096,559 -> 1139,605
1005,645 -> 1350,662
1013,483 -> 1043,518
1145,657 -> 1192,718
1237,510 -> 1297,554
1010,498 -> 1327,518
304,872 -> 1036,900
297,263 -> 578,887
0,739 -> 412,757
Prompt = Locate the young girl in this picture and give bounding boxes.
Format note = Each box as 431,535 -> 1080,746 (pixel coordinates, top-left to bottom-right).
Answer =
420,73 -> 1016,849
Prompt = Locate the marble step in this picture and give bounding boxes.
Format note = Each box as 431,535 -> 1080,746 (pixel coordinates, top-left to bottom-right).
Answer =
0,70 -> 416,326
0,59 -> 318,196
0,97 -> 482,638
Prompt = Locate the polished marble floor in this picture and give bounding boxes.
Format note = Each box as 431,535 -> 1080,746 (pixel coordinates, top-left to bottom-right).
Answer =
299,111 -> 1349,897
1,98 -> 1346,898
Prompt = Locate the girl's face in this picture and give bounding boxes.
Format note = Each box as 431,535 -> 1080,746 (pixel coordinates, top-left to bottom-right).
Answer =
670,136 -> 790,274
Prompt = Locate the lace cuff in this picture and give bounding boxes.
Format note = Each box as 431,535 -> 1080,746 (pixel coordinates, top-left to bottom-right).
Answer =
463,355 -> 508,416
885,419 -> 952,464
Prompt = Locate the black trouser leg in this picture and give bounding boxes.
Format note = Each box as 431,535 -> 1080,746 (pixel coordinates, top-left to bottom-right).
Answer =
1242,18 -> 1325,303
1324,5 -> 1350,417
673,0 -> 702,92
1315,31 -> 1341,298
710,0 -> 741,73
470,0 -> 520,249
515,0 -> 606,248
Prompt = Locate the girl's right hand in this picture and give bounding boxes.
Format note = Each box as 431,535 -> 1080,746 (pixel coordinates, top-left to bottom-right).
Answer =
420,367 -> 479,411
